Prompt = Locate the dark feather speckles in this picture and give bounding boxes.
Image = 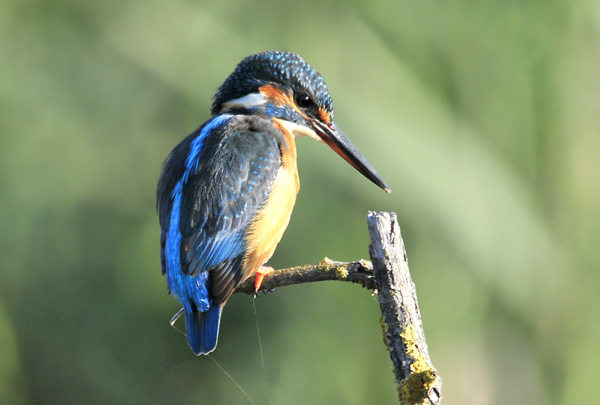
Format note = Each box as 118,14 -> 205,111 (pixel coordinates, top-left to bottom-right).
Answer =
212,51 -> 333,118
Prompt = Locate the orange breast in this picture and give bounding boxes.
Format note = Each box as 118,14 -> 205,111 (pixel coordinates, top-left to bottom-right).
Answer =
242,119 -> 300,277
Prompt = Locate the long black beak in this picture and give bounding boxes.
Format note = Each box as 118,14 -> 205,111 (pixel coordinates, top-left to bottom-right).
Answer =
312,120 -> 391,193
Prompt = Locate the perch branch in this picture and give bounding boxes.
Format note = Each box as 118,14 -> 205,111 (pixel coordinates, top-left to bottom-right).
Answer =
231,211 -> 442,405
234,258 -> 376,295
367,211 -> 442,405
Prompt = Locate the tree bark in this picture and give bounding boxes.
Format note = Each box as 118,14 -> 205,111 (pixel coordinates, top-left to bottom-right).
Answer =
367,211 -> 442,405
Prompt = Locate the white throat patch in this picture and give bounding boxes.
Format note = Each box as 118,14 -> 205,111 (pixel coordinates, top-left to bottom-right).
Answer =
221,93 -> 267,110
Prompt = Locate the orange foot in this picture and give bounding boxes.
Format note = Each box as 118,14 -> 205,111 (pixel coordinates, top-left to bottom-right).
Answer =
254,266 -> 274,296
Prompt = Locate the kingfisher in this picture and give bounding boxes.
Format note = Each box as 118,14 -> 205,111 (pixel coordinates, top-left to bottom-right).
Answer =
157,51 -> 389,355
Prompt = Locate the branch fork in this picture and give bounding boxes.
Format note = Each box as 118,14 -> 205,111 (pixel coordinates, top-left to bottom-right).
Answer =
233,211 -> 442,404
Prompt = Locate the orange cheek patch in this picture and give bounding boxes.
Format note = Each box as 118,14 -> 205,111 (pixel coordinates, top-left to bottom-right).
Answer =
259,84 -> 295,109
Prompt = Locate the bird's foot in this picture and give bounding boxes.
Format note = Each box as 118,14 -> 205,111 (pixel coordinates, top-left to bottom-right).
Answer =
254,266 -> 274,297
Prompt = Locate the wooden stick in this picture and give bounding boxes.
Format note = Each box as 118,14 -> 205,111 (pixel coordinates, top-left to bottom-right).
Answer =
367,211 -> 442,405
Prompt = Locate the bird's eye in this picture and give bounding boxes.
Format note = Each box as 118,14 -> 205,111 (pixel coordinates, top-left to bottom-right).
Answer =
294,93 -> 312,109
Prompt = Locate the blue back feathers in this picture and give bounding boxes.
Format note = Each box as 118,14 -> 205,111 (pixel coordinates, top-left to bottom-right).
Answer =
164,114 -> 232,314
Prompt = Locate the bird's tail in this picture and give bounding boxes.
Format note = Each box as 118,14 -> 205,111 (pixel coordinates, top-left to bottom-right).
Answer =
185,304 -> 222,355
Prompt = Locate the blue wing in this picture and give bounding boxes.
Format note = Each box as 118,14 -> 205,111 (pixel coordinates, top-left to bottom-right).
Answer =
179,116 -> 283,301
157,114 -> 284,353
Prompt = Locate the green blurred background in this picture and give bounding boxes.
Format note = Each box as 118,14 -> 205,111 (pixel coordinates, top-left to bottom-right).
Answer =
1,0 -> 599,404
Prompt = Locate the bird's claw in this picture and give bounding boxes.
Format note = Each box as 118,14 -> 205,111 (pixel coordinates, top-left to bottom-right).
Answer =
254,265 -> 274,294
253,287 -> 275,298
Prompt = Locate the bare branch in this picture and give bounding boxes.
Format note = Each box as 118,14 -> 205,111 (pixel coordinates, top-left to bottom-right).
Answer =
234,258 -> 376,295
368,211 -> 442,405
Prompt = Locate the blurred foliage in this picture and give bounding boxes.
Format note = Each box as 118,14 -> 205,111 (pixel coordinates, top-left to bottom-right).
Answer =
1,0 -> 599,404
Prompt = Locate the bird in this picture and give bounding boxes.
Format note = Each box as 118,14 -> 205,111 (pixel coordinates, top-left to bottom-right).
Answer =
156,51 -> 390,355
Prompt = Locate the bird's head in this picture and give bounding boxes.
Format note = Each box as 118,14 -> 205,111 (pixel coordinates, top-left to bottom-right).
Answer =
212,51 -> 390,193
